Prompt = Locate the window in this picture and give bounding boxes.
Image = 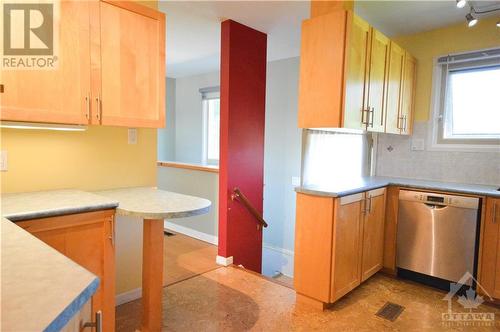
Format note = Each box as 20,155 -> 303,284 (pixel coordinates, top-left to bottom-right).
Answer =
432,48 -> 500,148
200,87 -> 220,165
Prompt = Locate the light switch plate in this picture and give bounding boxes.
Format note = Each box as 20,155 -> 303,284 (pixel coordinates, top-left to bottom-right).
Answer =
128,128 -> 137,144
0,150 -> 8,171
292,176 -> 301,186
411,139 -> 425,151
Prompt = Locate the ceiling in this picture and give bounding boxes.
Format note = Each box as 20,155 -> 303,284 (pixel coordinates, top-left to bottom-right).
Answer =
159,0 -> 500,78
159,1 -> 309,77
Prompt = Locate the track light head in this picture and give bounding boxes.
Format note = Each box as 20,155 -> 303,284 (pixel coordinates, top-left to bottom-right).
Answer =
497,20 -> 500,28
466,13 -> 478,27
456,0 -> 467,8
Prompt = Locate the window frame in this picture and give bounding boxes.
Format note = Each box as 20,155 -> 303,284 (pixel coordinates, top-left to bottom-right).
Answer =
429,48 -> 500,152
201,89 -> 220,165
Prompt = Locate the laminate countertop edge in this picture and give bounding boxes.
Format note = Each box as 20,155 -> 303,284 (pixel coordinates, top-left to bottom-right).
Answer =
295,177 -> 500,198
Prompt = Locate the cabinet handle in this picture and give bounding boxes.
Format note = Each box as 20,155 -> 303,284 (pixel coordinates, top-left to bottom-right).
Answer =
369,107 -> 374,127
95,94 -> 102,122
83,310 -> 102,332
109,219 -> 115,246
85,94 -> 91,120
403,115 -> 407,132
493,202 -> 497,224
0,84 -> 4,93
361,108 -> 369,125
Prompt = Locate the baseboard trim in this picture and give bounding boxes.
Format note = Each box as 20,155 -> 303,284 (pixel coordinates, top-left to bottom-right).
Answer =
216,255 -> 233,266
262,244 -> 294,278
115,287 -> 142,306
164,221 -> 218,245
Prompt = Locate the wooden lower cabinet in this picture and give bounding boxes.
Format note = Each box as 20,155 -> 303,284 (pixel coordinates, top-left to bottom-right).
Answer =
295,188 -> 386,307
479,197 -> 500,300
17,210 -> 115,331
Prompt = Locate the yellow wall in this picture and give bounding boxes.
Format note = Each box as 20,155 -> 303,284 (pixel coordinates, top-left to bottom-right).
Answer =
0,126 -> 156,193
394,16 -> 500,122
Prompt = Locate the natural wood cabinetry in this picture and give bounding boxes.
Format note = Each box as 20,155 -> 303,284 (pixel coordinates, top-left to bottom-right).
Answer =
17,210 -> 116,332
361,189 -> 386,281
294,188 -> 386,307
479,197 -> 500,300
0,0 -> 91,124
399,53 -> 417,135
297,10 -> 415,135
0,0 -> 165,128
95,1 -> 165,127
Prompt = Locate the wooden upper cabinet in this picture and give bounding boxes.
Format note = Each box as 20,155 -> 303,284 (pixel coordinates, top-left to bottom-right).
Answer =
1,0 -> 165,128
400,52 -> 416,135
479,197 -> 500,300
0,0 -> 91,124
366,29 -> 389,133
343,15 -> 370,130
361,188 -> 386,281
384,42 -> 405,134
95,1 -> 166,127
298,10 -> 349,128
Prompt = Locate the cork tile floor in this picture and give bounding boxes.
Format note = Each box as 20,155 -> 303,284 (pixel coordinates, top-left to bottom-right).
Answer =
116,266 -> 500,331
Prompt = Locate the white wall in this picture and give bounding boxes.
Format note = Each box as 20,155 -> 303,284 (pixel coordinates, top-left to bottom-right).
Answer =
158,77 -> 176,161
376,121 -> 500,186
157,166 -> 218,242
174,71 -> 220,164
262,57 -> 302,278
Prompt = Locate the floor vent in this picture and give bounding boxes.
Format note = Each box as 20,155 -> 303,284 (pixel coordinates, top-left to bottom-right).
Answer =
164,231 -> 176,237
376,302 -> 405,322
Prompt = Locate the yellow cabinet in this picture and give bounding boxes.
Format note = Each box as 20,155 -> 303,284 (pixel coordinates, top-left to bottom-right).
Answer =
17,210 -> 116,332
479,197 -> 500,300
294,188 -> 386,307
0,0 -> 165,128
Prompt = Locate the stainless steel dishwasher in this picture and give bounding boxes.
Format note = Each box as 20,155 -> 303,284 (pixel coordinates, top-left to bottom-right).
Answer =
397,190 -> 480,285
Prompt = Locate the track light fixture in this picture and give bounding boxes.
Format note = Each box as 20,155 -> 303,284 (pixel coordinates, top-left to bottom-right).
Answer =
497,21 -> 500,28
456,0 -> 467,9
466,12 -> 478,27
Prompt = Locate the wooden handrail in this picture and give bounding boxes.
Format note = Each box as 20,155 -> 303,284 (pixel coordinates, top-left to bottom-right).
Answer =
231,188 -> 268,228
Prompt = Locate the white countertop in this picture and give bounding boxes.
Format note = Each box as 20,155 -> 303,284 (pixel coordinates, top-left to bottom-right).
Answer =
1,218 -> 99,331
96,187 -> 212,219
296,176 -> 500,198
1,189 -> 119,221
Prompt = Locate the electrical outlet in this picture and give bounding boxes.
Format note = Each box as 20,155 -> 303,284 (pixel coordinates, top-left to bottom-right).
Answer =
0,151 -> 8,171
128,128 -> 137,144
411,139 -> 425,151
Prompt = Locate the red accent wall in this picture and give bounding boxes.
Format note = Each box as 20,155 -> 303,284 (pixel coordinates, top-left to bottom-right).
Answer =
218,20 -> 267,273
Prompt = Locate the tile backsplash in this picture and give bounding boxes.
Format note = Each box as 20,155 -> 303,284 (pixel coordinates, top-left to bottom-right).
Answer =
375,122 -> 500,186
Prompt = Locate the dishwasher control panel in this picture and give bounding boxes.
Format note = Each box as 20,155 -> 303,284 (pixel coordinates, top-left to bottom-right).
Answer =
400,190 -> 479,209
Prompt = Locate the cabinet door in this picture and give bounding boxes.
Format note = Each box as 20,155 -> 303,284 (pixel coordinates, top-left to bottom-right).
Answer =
384,42 -> 405,134
0,0 -> 91,124
400,52 -> 416,135
331,193 -> 363,302
96,1 -> 165,128
366,29 -> 389,133
297,10 -> 349,128
17,210 -> 115,332
479,198 -> 500,300
343,15 -> 370,130
361,188 -> 386,281
294,193 -> 335,303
